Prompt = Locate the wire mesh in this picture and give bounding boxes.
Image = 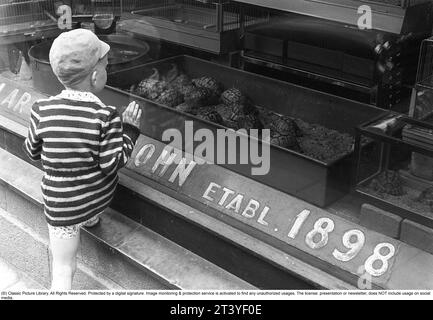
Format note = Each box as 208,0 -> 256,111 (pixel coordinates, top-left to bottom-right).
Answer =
69,0 -> 121,16
0,0 -> 56,26
238,3 -> 269,31
121,0 -> 268,33
0,0 -> 59,36
0,0 -> 124,34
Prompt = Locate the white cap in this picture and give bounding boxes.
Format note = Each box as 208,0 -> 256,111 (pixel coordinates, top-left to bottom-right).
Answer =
49,29 -> 110,86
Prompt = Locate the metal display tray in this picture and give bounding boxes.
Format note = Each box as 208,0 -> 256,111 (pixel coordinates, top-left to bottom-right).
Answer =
357,183 -> 433,228
354,114 -> 433,228
102,55 -> 385,207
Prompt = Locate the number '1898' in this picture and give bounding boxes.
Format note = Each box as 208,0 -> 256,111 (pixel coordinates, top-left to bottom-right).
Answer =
287,210 -> 396,277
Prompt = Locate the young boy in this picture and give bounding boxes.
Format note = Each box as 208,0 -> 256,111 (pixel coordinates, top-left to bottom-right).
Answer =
23,29 -> 142,290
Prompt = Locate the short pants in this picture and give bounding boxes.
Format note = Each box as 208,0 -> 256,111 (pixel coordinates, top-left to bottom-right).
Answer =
47,214 -> 101,240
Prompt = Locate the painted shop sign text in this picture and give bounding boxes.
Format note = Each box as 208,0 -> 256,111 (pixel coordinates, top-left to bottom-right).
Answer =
0,77 -> 44,125
127,135 -> 400,289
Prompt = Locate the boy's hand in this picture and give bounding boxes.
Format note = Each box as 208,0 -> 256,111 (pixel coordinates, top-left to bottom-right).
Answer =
122,101 -> 142,128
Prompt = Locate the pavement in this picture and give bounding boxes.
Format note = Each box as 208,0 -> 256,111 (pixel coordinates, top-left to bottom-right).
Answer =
0,257 -> 46,291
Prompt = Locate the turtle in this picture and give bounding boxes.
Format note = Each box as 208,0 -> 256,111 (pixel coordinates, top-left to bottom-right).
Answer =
196,109 -> 224,125
214,104 -> 233,126
155,88 -> 184,108
417,187 -> 433,209
175,102 -> 198,115
270,130 -> 301,151
135,78 -> 169,100
177,84 -> 196,97
134,68 -> 168,100
215,104 -> 243,129
221,88 -> 246,106
192,77 -> 223,96
184,87 -> 214,108
171,74 -> 192,91
258,109 -> 282,128
229,104 -> 262,129
221,88 -> 259,117
270,116 -> 303,138
214,104 -> 255,130
236,113 -> 264,131
265,116 -> 303,151
369,170 -> 405,197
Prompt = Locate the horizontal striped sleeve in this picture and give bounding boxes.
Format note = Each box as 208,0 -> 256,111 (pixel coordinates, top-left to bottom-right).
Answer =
98,108 -> 140,176
23,103 -> 42,161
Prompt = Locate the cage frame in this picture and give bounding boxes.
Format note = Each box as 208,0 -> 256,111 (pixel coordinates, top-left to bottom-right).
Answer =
117,0 -> 269,54
353,112 -> 433,228
0,0 -> 63,45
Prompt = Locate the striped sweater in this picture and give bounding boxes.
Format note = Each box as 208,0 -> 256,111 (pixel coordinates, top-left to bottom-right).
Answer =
23,90 -> 140,227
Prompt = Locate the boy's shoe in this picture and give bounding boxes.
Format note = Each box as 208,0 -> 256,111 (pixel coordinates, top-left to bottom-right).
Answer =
83,216 -> 100,228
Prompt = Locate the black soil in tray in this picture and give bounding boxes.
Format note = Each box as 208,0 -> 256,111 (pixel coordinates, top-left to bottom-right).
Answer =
360,185 -> 433,218
296,119 -> 354,162
359,171 -> 433,219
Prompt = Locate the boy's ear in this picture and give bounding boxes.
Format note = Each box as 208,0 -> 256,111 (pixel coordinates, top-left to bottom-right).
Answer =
91,70 -> 98,87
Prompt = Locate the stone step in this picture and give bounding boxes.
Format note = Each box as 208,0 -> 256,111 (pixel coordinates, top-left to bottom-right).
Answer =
0,206 -> 124,290
0,256 -> 45,291
0,147 -> 255,290
81,208 -> 255,290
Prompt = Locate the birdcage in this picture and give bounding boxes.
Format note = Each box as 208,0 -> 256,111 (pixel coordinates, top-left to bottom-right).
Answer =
65,0 -> 122,33
0,0 -> 58,40
69,0 -> 121,16
118,0 -> 269,54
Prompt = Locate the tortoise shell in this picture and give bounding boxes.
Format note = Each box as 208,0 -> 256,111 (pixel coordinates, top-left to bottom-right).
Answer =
227,104 -> 244,121
192,77 -> 223,96
136,79 -> 169,100
184,87 -> 213,107
196,110 -> 224,125
171,74 -> 192,91
259,110 -> 281,128
237,114 -> 264,131
221,88 -> 246,106
369,170 -> 405,196
214,104 -> 237,129
176,102 -> 198,115
270,131 -> 301,151
156,88 -> 184,108
223,104 -> 243,128
271,116 -> 302,137
198,105 -> 218,114
177,84 -> 196,97
215,104 -> 232,119
215,104 -> 259,130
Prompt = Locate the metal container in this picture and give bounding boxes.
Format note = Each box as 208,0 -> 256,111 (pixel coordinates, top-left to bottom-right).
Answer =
28,34 -> 151,95
102,55 -> 385,207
